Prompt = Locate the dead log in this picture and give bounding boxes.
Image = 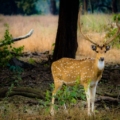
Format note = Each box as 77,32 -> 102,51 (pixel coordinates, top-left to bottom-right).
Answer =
0,29 -> 34,47
97,91 -> 119,98
96,95 -> 120,102
0,87 -> 46,100
104,92 -> 119,98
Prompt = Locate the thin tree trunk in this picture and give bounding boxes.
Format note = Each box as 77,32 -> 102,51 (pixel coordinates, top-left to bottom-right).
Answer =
89,0 -> 94,13
84,0 -> 88,14
112,0 -> 118,13
50,0 -> 57,15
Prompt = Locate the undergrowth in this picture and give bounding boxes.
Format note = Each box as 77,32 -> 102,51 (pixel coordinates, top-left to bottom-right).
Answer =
0,15 -> 120,119
106,14 -> 120,48
0,24 -> 24,120
0,24 -> 24,67
81,14 -> 120,49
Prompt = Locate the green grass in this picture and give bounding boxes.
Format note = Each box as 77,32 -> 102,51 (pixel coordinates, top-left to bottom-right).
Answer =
80,14 -> 112,32
0,103 -> 120,120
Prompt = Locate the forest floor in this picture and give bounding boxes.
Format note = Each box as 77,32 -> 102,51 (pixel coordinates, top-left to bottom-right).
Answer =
0,52 -> 120,120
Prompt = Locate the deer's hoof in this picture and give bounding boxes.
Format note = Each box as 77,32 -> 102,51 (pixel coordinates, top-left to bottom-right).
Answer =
50,109 -> 55,116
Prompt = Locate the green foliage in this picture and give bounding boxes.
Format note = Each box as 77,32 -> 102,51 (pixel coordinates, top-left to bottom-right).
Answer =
0,0 -> 38,15
38,81 -> 86,113
81,14 -> 111,32
51,43 -> 55,55
56,84 -> 85,107
15,0 -> 38,15
0,24 -> 24,67
42,82 -> 85,112
113,14 -> 120,21
81,14 -> 120,48
28,58 -> 35,65
0,25 -> 24,101
106,14 -> 120,49
6,67 -> 23,98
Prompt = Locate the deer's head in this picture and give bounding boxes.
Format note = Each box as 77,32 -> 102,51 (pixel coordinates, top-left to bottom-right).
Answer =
91,44 -> 110,62
78,11 -> 120,64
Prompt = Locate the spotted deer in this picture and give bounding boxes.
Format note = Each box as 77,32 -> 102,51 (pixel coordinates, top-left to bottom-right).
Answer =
50,13 -> 120,116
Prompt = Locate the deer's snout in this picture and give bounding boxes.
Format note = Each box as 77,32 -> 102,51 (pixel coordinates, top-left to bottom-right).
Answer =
100,57 -> 104,61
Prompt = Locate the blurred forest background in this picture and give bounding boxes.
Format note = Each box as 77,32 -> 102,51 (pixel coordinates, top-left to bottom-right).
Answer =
0,1 -> 120,119
0,0 -> 120,15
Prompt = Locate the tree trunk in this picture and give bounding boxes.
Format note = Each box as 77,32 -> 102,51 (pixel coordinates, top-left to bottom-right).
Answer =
50,0 -> 57,15
89,0 -> 94,13
112,0 -> 118,13
52,0 -> 79,61
83,0 -> 88,14
116,0 -> 120,12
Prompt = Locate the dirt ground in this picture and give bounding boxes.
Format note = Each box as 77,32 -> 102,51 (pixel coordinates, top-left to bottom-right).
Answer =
0,52 -> 120,120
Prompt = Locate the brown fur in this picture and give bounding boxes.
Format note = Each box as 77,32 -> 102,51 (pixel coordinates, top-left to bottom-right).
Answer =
50,45 -> 110,116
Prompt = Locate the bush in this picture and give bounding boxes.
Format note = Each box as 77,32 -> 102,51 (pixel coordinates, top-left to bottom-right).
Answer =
106,14 -> 120,49
0,24 -> 24,67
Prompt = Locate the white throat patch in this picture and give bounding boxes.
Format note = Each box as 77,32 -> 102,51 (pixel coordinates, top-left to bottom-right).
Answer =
97,61 -> 105,70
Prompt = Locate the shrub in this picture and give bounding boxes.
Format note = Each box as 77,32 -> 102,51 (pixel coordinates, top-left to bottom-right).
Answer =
0,24 -> 24,67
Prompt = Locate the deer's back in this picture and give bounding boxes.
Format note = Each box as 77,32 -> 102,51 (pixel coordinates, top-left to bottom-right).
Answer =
51,58 -> 100,85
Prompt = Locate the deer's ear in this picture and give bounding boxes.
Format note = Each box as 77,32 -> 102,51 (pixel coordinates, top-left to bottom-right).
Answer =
91,45 -> 97,51
106,45 -> 110,51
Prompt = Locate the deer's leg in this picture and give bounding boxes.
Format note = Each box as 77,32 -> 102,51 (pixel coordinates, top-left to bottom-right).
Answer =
90,81 -> 98,114
84,84 -> 91,116
50,80 -> 63,116
63,103 -> 68,114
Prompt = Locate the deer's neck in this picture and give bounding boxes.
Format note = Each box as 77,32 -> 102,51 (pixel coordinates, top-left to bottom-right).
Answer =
92,58 -> 105,79
97,60 -> 105,70
94,58 -> 105,71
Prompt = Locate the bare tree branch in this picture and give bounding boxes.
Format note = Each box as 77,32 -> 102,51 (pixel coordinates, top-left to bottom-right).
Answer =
0,29 -> 34,47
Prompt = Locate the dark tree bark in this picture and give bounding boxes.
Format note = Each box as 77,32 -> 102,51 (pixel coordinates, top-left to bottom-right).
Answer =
83,0 -> 88,14
89,0 -> 94,13
50,0 -> 57,15
112,0 -> 118,13
52,0 -> 79,61
0,0 -> 18,15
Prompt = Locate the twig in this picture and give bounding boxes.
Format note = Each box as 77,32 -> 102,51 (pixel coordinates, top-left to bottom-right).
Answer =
96,95 -> 119,102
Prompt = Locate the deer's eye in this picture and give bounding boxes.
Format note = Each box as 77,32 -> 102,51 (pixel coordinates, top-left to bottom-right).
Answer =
96,51 -> 98,53
104,51 -> 106,53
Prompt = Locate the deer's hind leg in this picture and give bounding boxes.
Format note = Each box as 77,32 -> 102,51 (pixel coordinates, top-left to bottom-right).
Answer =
50,79 -> 63,116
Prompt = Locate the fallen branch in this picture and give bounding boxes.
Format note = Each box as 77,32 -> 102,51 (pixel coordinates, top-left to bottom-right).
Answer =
0,29 -> 34,47
104,92 -> 119,98
97,92 -> 119,98
96,95 -> 120,102
0,87 -> 46,99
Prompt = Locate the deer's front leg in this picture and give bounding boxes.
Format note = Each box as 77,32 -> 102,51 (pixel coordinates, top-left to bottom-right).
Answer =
85,85 -> 91,116
90,81 -> 98,114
